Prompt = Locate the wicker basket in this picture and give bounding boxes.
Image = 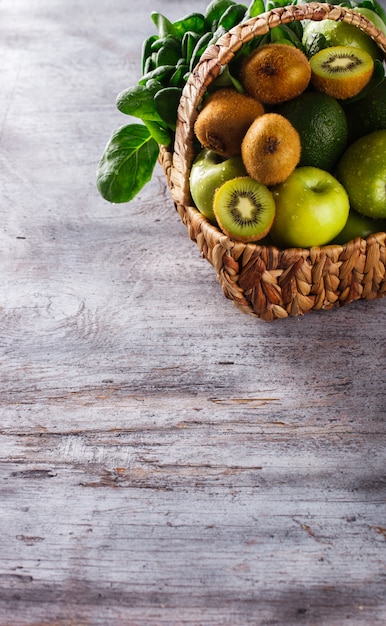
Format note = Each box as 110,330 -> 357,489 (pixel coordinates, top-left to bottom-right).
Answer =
161,2 -> 386,321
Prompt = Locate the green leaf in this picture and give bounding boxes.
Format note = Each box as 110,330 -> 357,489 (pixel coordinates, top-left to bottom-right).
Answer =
151,12 -> 177,38
139,64 -> 176,86
244,0 -> 265,19
141,35 -> 158,74
154,87 -> 182,130
218,4 -> 247,30
204,0 -> 238,30
169,64 -> 189,87
115,84 -> 164,123
189,31 -> 214,71
304,32 -> 329,58
182,31 -> 201,62
210,64 -> 245,91
156,44 -> 181,67
173,13 -> 207,38
96,124 -> 159,204
150,35 -> 181,53
144,120 -> 172,145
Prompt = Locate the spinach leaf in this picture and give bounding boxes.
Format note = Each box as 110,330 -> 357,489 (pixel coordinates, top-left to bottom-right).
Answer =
218,4 -> 247,30
173,13 -> 207,38
204,0 -> 238,30
96,124 -> 159,203
141,35 -> 158,74
144,120 -> 172,145
116,84 -> 164,122
154,87 -> 183,131
244,0 -> 265,19
151,12 -> 177,39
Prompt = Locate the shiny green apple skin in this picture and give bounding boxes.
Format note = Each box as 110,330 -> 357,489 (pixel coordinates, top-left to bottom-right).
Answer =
354,7 -> 386,38
189,149 -> 247,222
302,18 -> 383,60
330,209 -> 386,244
336,130 -> 386,220
270,167 -> 350,249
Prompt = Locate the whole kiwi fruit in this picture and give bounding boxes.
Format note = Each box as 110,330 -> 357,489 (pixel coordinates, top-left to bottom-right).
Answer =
194,88 -> 264,157
241,113 -> 301,186
239,43 -> 311,105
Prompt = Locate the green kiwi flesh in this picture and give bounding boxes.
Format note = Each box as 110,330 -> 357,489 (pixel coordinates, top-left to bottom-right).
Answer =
310,45 -> 374,99
239,43 -> 311,105
241,113 -> 301,186
194,88 -> 264,157
213,176 -> 276,243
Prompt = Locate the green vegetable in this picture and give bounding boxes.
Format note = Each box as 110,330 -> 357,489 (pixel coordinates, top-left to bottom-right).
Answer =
218,4 -> 247,30
116,84 -> 164,122
154,87 -> 182,131
144,121 -> 171,145
204,0 -> 238,29
150,12 -> 177,39
141,35 -> 158,74
173,12 -> 207,38
182,31 -> 201,61
244,0 -> 265,18
96,125 -> 159,203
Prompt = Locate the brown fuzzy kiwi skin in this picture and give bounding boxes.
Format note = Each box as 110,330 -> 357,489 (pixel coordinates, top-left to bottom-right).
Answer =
310,46 -> 374,100
194,88 -> 264,157
239,43 -> 311,105
241,113 -> 301,186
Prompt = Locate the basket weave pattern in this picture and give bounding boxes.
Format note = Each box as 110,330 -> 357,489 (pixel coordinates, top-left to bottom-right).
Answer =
162,2 -> 386,320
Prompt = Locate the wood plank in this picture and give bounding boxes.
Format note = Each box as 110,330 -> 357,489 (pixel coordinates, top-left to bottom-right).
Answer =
0,0 -> 385,623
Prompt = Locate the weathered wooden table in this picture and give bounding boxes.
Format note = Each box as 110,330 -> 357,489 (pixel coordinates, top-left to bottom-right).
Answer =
1,0 -> 386,624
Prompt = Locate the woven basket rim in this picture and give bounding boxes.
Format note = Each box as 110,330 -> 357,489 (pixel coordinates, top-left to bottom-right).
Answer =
168,1 -> 386,258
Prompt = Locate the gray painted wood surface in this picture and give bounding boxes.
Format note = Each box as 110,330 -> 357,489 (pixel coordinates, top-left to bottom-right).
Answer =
1,0 -> 385,624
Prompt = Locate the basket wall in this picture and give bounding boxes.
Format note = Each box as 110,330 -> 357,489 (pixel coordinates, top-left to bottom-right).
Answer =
164,2 -> 386,320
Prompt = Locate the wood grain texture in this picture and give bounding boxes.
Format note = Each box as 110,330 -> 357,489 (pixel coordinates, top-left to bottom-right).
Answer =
0,0 -> 385,624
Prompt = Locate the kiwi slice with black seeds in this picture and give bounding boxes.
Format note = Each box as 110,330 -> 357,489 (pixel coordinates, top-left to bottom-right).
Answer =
310,45 -> 374,100
213,176 -> 276,243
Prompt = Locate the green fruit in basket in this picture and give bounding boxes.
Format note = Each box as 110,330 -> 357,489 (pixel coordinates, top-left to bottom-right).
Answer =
354,7 -> 386,39
189,149 -> 247,222
270,166 -> 350,249
277,91 -> 348,172
343,79 -> 386,143
336,130 -> 386,219
309,45 -> 374,100
213,176 -> 276,243
302,17 -> 384,61
329,209 -> 386,245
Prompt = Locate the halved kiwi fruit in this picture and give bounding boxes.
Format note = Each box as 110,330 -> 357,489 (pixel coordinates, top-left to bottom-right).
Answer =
241,113 -> 301,186
238,43 -> 311,105
194,88 -> 265,157
213,176 -> 276,243
310,45 -> 374,100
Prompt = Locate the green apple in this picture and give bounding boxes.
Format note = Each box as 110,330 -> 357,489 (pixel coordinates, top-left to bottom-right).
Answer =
270,166 -> 350,248
330,208 -> 386,244
336,130 -> 386,219
302,17 -> 383,60
354,7 -> 386,38
189,149 -> 246,222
